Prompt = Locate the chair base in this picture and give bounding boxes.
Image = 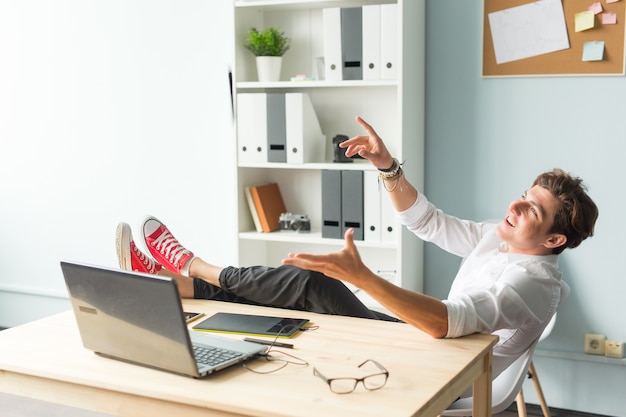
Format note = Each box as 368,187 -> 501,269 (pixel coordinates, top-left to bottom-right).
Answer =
515,361 -> 551,417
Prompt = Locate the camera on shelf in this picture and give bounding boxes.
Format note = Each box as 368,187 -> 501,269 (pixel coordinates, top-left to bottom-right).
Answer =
332,134 -> 364,163
279,213 -> 311,233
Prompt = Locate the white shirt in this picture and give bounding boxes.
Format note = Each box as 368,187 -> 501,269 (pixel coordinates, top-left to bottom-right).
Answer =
397,193 -> 569,378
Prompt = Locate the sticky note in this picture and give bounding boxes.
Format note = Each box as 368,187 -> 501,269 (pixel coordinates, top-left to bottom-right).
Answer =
588,2 -> 603,15
582,41 -> 605,61
575,11 -> 595,32
602,12 -> 617,24
606,0 -> 620,4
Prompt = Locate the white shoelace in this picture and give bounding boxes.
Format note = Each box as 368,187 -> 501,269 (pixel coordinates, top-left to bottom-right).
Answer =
152,230 -> 190,267
132,242 -> 158,273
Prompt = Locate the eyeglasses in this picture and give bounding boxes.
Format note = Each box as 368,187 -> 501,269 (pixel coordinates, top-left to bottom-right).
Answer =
313,359 -> 389,394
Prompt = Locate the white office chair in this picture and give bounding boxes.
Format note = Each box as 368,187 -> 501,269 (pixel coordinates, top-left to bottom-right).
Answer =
441,314 -> 556,417
515,314 -> 555,417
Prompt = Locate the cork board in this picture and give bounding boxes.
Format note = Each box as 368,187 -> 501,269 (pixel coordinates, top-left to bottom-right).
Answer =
483,0 -> 626,77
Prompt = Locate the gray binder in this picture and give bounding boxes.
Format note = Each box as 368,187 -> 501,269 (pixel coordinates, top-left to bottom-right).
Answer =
341,7 -> 363,80
322,170 -> 342,239
267,93 -> 287,162
341,170 -> 364,240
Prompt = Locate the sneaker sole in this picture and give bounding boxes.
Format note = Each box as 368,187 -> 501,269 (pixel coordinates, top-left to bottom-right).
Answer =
115,223 -> 132,271
140,215 -> 160,269
140,215 -> 158,248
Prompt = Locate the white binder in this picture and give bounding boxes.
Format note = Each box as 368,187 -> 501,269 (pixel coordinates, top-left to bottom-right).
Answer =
285,93 -> 325,164
236,93 -> 267,164
362,5 -> 381,81
363,170 -> 382,242
381,182 -> 398,243
323,8 -> 343,82
380,4 -> 398,80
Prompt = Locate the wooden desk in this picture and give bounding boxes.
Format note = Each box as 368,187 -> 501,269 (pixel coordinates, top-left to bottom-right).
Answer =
0,300 -> 497,417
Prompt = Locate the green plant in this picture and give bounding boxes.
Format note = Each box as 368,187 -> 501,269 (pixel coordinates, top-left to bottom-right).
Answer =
244,27 -> 290,57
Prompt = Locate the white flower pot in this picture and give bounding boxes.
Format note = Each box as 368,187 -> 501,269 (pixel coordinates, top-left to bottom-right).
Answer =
256,56 -> 282,82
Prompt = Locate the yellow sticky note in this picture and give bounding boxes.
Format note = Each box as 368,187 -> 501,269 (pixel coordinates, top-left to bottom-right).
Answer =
575,11 -> 595,32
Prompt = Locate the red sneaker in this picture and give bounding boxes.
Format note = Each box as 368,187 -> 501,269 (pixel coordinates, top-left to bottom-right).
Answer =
141,216 -> 196,276
115,222 -> 163,274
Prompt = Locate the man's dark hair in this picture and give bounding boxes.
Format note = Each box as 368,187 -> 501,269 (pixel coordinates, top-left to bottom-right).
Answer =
533,168 -> 599,254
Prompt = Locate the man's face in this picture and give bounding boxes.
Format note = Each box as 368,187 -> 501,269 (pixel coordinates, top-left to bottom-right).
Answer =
496,185 -> 563,255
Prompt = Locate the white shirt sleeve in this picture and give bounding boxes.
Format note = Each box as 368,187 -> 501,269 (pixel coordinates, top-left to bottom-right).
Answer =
396,193 -> 493,258
442,259 -> 563,338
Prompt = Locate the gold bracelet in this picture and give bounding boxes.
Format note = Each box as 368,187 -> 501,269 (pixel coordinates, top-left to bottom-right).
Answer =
379,168 -> 404,192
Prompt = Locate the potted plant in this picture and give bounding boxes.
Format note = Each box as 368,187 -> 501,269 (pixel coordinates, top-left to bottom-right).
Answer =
244,27 -> 290,82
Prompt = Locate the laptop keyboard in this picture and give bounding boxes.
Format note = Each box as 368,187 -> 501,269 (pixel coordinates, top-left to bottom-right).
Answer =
193,345 -> 244,367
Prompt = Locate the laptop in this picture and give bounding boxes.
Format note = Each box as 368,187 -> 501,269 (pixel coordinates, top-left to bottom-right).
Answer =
60,261 -> 267,378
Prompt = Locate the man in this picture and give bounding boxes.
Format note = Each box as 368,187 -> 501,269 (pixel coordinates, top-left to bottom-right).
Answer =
116,116 -> 598,381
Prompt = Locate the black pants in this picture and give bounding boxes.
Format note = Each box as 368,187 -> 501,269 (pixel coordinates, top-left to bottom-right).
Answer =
193,265 -> 400,322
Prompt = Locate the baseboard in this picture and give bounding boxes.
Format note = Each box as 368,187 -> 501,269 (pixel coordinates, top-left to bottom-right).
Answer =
535,348 -> 626,366
508,403 -> 612,417
0,287 -> 71,328
0,284 -> 67,299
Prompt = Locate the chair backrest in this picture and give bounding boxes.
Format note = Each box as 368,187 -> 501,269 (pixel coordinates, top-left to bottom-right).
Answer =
441,313 -> 556,416
539,312 -> 556,343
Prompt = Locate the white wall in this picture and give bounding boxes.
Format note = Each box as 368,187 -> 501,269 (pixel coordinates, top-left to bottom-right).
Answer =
425,2 -> 626,416
0,0 -> 236,326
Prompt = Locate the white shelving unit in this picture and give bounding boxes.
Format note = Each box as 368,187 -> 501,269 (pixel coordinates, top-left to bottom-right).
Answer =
232,0 -> 425,293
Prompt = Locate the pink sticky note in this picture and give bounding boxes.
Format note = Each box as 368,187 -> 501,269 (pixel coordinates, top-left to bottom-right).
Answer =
606,0 -> 620,4
603,12 -> 617,24
588,2 -> 603,14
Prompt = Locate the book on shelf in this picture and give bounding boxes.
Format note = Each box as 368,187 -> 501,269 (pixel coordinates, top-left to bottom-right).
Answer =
248,183 -> 287,233
244,186 -> 263,233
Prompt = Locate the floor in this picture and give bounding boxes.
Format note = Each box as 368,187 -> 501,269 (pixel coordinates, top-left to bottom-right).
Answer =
498,404 -> 610,417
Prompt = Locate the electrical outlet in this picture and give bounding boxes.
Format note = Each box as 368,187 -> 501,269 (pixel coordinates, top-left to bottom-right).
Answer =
605,341 -> 624,358
584,333 -> 606,355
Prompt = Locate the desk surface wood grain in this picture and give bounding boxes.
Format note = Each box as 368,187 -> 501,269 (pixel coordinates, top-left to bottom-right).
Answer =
0,300 -> 497,417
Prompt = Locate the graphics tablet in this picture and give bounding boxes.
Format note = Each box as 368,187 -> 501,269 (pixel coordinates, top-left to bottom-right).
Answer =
192,312 -> 309,338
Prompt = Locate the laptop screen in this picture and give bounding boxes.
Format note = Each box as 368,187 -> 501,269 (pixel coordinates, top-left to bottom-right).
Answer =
61,261 -> 200,375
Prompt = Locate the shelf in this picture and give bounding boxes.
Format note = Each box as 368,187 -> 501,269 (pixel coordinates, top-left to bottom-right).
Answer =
233,0 -> 425,292
235,0 -> 396,11
239,230 -> 397,249
237,80 -> 397,90
238,161 -> 375,170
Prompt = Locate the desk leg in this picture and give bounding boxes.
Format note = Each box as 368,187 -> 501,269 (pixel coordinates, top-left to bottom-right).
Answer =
472,350 -> 493,417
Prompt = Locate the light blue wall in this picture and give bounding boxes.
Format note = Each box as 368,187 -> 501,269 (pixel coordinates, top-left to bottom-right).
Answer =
424,2 -> 626,416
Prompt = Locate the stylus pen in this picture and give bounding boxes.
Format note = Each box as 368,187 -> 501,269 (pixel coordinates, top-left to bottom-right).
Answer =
244,337 -> 294,349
